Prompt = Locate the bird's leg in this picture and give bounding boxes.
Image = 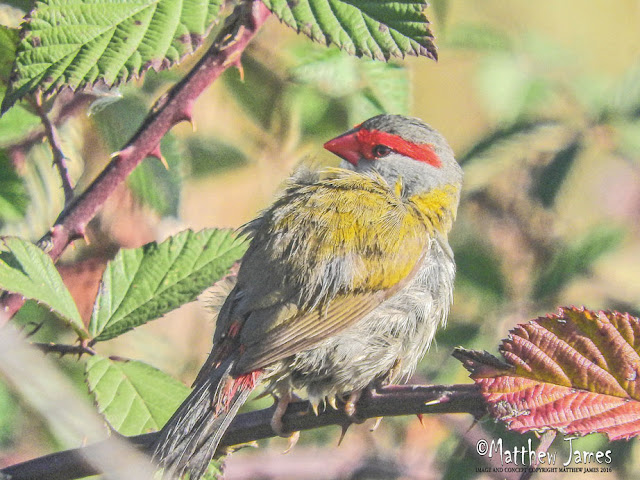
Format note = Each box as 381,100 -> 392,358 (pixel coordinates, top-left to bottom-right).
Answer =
270,391 -> 294,434
270,392 -> 301,453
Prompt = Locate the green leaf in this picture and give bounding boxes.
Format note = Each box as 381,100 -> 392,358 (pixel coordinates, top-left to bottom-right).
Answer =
0,150 -> 29,224
262,0 -> 437,61
0,380 -> 20,447
127,134 -> 182,217
348,60 -> 409,122
476,54 -> 541,122
460,120 -> 574,193
459,120 -> 559,166
532,227 -> 624,302
0,26 -> 41,145
185,136 -> 249,178
612,120 -> 640,160
608,61 -> 640,119
530,137 -> 581,208
289,46 -> 410,125
223,54 -> 284,131
85,355 -> 190,435
429,0 -> 448,26
290,47 -> 360,97
89,229 -> 247,341
2,0 -> 34,12
0,26 -> 19,82
200,459 -> 225,480
0,101 -> 41,147
0,142 -> 72,239
454,239 -> 505,301
443,23 -> 511,51
1,0 -> 224,113
0,236 -> 86,336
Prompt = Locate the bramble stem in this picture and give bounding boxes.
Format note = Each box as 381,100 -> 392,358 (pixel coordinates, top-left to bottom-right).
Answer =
0,383 -> 486,480
34,94 -> 75,206
0,0 -> 272,324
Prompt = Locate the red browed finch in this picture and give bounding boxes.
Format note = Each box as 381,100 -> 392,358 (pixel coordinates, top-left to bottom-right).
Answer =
153,114 -> 463,479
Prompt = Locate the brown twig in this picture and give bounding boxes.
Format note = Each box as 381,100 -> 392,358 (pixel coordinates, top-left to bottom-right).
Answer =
7,91 -> 95,171
31,341 -> 96,357
0,0 -> 272,324
33,94 -> 75,205
0,383 -> 486,480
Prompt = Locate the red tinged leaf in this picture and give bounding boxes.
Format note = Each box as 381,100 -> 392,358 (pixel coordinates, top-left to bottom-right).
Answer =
456,306 -> 640,440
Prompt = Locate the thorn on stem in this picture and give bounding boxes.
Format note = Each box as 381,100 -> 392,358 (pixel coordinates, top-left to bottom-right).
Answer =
176,107 -> 195,131
148,145 -> 169,169
111,145 -> 134,162
337,422 -> 351,446
235,59 -> 245,81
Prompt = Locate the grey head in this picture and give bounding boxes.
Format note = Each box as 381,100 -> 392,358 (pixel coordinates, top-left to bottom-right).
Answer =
323,114 -> 463,197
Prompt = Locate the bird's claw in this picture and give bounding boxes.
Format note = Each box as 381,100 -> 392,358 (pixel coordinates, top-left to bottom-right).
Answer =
344,390 -> 362,417
282,431 -> 300,454
370,417 -> 383,432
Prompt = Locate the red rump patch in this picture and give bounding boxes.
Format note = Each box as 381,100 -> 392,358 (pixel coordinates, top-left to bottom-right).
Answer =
227,370 -> 262,398
228,320 -> 242,338
216,370 -> 263,414
357,128 -> 441,167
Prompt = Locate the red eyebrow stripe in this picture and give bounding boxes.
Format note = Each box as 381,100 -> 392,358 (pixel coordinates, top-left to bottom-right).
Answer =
356,128 -> 441,167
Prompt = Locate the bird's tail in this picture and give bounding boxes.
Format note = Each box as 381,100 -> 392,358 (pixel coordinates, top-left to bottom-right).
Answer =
153,355 -> 262,480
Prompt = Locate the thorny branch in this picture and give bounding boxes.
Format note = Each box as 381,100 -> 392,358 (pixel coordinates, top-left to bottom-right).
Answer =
0,0 -> 272,323
7,91 -> 95,168
0,383 -> 487,480
31,341 -> 96,357
33,94 -> 75,206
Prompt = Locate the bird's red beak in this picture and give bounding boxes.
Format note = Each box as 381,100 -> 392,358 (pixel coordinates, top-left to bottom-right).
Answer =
323,128 -> 362,166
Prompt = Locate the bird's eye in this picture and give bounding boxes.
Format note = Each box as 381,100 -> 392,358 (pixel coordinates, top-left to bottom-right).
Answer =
372,144 -> 391,158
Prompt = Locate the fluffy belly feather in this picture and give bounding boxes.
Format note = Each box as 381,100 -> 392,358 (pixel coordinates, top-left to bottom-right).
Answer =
264,237 -> 455,407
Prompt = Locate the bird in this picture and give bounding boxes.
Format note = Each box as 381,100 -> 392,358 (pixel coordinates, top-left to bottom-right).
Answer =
153,114 -> 463,479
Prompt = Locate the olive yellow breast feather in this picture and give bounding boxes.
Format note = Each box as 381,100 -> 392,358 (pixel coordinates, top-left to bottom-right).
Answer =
254,168 -> 431,291
227,167 -> 438,373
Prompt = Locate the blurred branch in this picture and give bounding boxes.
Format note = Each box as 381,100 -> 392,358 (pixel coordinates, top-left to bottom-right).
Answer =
0,314 -> 156,480
0,383 -> 485,480
33,94 -> 75,205
0,0 -> 272,324
31,341 -> 96,357
467,189 -> 555,263
7,91 -> 96,170
446,415 -> 522,480
520,431 -> 556,480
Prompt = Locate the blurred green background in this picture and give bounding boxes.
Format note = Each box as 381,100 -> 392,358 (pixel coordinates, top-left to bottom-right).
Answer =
2,0 -> 640,479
